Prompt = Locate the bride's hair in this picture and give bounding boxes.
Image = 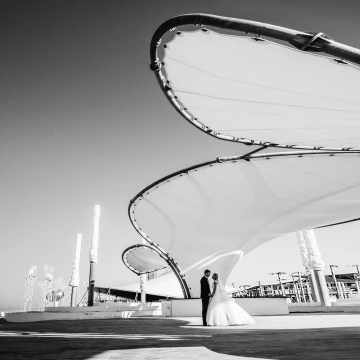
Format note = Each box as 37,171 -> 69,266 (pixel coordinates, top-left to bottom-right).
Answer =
213,273 -> 218,280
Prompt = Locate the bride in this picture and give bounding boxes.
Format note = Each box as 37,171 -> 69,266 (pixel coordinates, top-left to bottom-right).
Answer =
206,273 -> 255,326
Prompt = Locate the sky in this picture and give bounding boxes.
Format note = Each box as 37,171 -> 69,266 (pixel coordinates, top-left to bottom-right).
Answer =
1,0 -> 360,310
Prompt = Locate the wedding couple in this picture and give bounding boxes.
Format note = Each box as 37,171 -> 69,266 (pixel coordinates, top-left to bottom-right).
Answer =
200,269 -> 255,326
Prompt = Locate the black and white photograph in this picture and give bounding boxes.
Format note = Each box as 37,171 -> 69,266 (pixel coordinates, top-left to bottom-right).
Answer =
1,1 -> 360,359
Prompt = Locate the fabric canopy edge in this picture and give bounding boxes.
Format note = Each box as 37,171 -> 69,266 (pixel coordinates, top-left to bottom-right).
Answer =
122,244 -> 168,275
149,14 -> 360,151
128,151 -> 360,298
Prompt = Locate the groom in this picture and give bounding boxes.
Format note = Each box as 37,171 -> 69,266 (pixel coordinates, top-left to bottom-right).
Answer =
200,269 -> 211,326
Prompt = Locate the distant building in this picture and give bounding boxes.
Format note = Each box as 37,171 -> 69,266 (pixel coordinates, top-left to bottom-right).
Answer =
325,273 -> 360,299
234,273 -> 360,303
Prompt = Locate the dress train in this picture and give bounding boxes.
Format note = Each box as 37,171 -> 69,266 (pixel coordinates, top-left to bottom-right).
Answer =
206,280 -> 255,326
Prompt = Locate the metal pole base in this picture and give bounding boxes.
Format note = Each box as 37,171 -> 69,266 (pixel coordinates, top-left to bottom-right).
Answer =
309,272 -> 321,303
141,290 -> 146,303
70,286 -> 77,307
88,262 -> 95,306
314,270 -> 332,306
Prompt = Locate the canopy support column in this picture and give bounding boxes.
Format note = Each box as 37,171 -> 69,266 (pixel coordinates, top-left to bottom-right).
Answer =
309,271 -> 320,302
314,270 -> 331,306
303,230 -> 331,306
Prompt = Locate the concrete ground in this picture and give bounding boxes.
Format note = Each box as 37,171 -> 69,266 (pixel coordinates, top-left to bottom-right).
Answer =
1,313 -> 360,359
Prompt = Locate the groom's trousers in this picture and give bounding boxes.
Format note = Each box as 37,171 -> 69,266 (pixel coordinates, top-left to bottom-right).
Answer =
201,297 -> 209,326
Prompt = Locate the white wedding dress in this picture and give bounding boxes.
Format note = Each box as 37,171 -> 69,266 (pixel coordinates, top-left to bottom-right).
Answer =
206,279 -> 255,326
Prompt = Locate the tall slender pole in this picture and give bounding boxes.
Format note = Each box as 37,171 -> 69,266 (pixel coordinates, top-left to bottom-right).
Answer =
69,233 -> 82,307
305,277 -> 312,302
291,275 -> 300,303
277,273 -> 285,296
88,205 -> 100,306
308,271 -> 320,302
330,265 -> 341,299
296,231 -> 320,302
313,270 -> 331,306
356,265 -> 360,275
140,237 -> 147,303
354,265 -> 360,294
341,282 -> 347,298
302,230 -> 331,306
298,272 -> 306,302
269,272 -> 286,296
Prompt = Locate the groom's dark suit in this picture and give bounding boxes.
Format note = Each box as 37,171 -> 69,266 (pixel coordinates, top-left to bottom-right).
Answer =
200,275 -> 211,326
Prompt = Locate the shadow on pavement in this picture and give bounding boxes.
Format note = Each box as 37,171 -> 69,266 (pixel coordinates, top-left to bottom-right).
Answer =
1,317 -> 360,359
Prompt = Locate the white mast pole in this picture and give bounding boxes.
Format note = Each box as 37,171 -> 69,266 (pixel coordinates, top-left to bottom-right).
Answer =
140,237 -> 147,303
69,233 -> 82,306
303,229 -> 331,306
88,205 -> 100,306
296,231 -> 311,302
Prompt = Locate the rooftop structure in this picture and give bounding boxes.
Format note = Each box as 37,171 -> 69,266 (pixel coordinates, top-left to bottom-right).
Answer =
123,14 -> 360,299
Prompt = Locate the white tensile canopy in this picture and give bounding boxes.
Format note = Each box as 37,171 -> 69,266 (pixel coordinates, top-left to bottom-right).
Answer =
162,29 -> 360,149
123,245 -> 168,274
130,152 -> 360,297
124,15 -> 360,298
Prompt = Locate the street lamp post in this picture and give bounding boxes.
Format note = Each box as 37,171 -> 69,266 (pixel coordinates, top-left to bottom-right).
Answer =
269,272 -> 286,296
354,265 -> 360,275
305,276 -> 312,302
298,272 -> 306,302
348,265 -> 360,294
290,272 -> 307,302
290,274 -> 300,303
329,265 -> 341,299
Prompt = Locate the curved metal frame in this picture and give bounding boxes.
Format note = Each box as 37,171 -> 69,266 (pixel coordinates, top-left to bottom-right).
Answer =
122,243 -> 168,275
150,13 -> 360,152
129,150 -> 360,298
122,242 -> 191,298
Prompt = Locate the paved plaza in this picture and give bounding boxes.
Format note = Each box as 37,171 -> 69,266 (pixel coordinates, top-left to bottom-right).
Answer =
1,313 -> 360,359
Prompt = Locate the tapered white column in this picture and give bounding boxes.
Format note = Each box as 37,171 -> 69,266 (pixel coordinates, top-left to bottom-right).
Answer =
69,233 -> 82,306
88,205 -> 100,306
140,237 -> 147,303
296,231 -> 320,302
308,271 -> 320,302
303,230 -> 331,306
296,231 -> 311,273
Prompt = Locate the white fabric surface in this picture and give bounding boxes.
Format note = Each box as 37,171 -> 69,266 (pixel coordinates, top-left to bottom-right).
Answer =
132,153 -> 360,297
163,30 -> 360,148
124,246 -> 167,274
